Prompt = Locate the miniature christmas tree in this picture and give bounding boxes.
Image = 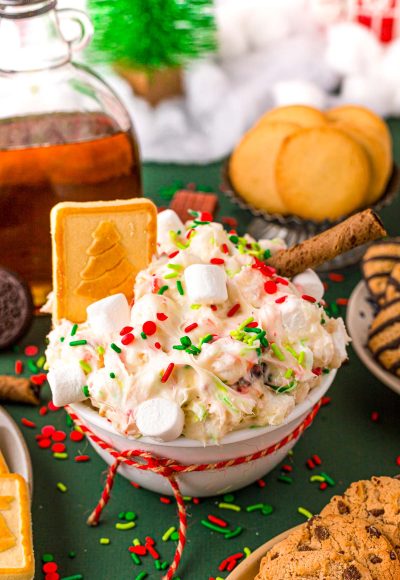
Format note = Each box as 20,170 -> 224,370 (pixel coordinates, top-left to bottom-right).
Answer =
87,0 -> 217,104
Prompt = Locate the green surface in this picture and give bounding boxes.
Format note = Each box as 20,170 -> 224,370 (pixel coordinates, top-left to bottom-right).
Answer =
1,121 -> 400,580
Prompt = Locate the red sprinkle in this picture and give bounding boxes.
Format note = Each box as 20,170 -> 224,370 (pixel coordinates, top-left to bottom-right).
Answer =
193,497 -> 200,504
24,345 -> 38,357
161,363 -> 175,383
75,455 -> 90,463
39,406 -> 48,416
41,425 -> 56,437
208,515 -> 228,528
168,250 -> 179,259
129,545 -> 147,556
336,298 -> 349,306
219,553 -> 244,572
319,482 -> 328,491
257,479 -> 266,488
21,418 -> 36,429
52,430 -> 66,442
312,454 -> 322,466
321,396 -> 331,406
264,280 -> 278,294
275,295 -> 287,304
371,411 -> 379,422
302,294 -> 316,303
70,430 -> 84,442
185,323 -> 198,333
154,342 -> 161,350
200,211 -> 213,221
221,216 -> 238,228
38,438 -> 52,449
275,277 -> 289,286
51,443 -> 66,453
210,258 -> 225,265
281,464 -> 293,473
119,326 -> 133,336
160,497 -> 171,504
221,243 -> 229,254
306,459 -> 316,470
328,272 -> 345,282
48,401 -> 61,411
131,481 -> 141,489
30,373 -> 47,386
142,321 -> 157,336
45,574 -> 59,580
246,321 -> 258,328
227,303 -> 240,317
210,305 -> 218,311
156,313 -> 168,321
312,367 -> 322,376
396,456 -> 400,467
121,333 -> 135,346
15,360 -> 23,375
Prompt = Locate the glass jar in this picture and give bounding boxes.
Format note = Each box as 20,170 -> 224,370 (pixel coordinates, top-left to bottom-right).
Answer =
0,0 -> 142,305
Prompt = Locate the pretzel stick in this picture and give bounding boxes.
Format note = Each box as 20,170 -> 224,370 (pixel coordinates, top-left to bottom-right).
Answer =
268,209 -> 387,277
0,375 -> 41,405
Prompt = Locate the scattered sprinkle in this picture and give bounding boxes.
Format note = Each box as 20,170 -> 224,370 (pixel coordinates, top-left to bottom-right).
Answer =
176,280 -> 184,295
24,345 -> 39,357
158,285 -> 169,295
115,521 -> 136,530
271,343 -> 285,361
121,333 -> 135,346
75,455 -> 90,463
298,507 -> 313,519
69,339 -> 87,347
161,363 -> 175,384
218,503 -> 241,512
302,294 -> 316,303
110,342 -> 122,353
21,418 -> 36,429
57,482 -> 67,493
227,303 -> 240,317
328,272 -> 344,282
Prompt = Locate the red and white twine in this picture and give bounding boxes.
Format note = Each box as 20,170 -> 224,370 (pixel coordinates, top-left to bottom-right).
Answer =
66,400 -> 322,579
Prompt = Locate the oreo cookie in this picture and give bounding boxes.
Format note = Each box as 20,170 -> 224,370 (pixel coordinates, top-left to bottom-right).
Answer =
0,268 -> 33,350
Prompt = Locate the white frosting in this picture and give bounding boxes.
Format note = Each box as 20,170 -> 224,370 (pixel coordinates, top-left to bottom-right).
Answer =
45,215 -> 350,443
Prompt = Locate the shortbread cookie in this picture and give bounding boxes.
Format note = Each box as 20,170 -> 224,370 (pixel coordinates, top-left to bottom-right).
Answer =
321,476 -> 400,554
362,238 -> 400,305
256,105 -> 327,129
0,473 -> 34,579
276,127 -> 371,220
368,300 -> 400,378
385,263 -> 400,305
230,121 -> 300,214
256,514 -> 400,580
51,199 -> 157,323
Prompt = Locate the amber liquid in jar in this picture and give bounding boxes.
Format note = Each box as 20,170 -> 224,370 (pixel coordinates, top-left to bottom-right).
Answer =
0,111 -> 142,303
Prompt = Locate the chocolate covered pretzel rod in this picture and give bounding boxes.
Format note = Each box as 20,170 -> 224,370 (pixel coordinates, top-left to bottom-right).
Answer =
268,209 -> 387,277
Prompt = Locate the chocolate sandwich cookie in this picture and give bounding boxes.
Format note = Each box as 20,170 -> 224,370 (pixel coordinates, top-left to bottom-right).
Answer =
385,263 -> 400,305
321,476 -> 400,555
0,268 -> 33,350
362,238 -> 400,306
256,514 -> 400,580
368,299 -> 400,378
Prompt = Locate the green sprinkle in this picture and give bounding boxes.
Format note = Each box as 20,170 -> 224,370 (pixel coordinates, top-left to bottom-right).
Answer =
193,219 -> 210,225
330,302 -> 340,317
285,344 -> 299,359
262,504 -> 274,515
176,280 -> 184,295
110,343 -> 121,353
134,572 -> 148,580
201,520 -> 227,534
79,360 -> 92,374
162,526 -> 176,542
109,372 -> 116,379
218,502 -> 241,512
125,511 -> 136,521
60,337 -> 65,342
57,482 -> 67,493
223,493 -> 235,502
36,355 -> 45,368
190,303 -> 201,309
244,326 -> 261,333
284,368 -> 294,379
173,345 -> 186,351
69,339 -> 87,347
298,351 -> 305,365
158,285 -> 169,295
298,507 -> 313,520
167,263 -> 182,271
68,551 -> 76,559
131,553 -> 141,565
155,560 -> 162,570
97,345 -> 105,355
225,526 -> 243,539
164,272 -> 179,279
42,554 -> 54,562
200,334 -> 213,345
140,332 -> 147,339
246,503 -> 264,512
82,385 -> 90,397
229,235 -> 239,244
186,345 -> 201,355
115,521 -> 136,530
99,538 -> 110,545
310,475 -> 325,483
323,368 -> 330,374
53,452 -> 68,460
133,538 -> 141,546
271,343 -> 285,361
71,323 -> 78,336
61,576 -> 83,580
171,531 -> 179,541
263,249 -> 271,259
180,336 -> 191,347
278,475 -> 293,484
244,547 -> 252,558
320,472 -> 335,486
160,561 -> 169,570
239,317 -> 254,330
27,359 -> 38,373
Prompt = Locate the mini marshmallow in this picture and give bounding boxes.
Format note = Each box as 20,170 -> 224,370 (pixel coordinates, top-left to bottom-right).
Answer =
136,398 -> 185,442
157,209 -> 185,247
292,269 -> 324,303
86,293 -> 130,336
47,361 -> 87,407
184,264 -> 228,304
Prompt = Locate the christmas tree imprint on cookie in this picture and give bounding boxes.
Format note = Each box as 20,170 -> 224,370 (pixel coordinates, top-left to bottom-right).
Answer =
0,496 -> 16,552
75,221 -> 134,300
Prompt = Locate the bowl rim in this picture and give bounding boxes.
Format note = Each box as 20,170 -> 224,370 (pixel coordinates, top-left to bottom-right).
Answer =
70,369 -> 336,448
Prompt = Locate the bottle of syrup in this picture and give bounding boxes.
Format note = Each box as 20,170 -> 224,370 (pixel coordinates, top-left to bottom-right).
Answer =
0,0 -> 142,305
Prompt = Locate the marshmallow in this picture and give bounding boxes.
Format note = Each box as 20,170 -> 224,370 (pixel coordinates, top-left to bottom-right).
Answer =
157,210 -> 185,247
184,264 -> 228,304
135,398 -> 185,442
292,269 -> 324,302
47,361 -> 87,407
86,293 -> 130,336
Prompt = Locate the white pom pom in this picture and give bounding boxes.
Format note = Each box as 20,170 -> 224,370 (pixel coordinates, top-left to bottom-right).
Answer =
157,209 -> 185,249
86,293 -> 130,336
47,361 -> 87,407
136,398 -> 185,442
272,80 -> 326,109
292,269 -> 324,302
184,264 -> 228,304
326,22 -> 382,76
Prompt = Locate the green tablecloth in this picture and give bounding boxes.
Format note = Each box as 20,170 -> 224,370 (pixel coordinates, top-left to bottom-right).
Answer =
1,120 -> 400,580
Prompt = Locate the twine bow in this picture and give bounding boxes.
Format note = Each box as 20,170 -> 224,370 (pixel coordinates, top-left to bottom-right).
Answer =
66,400 -> 322,579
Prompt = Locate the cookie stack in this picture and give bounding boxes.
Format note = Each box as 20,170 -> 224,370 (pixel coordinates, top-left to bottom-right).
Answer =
229,104 -> 392,222
362,239 -> 400,378
256,476 -> 400,580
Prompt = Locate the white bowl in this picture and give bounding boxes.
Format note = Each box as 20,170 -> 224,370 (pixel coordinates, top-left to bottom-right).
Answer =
70,371 -> 336,497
